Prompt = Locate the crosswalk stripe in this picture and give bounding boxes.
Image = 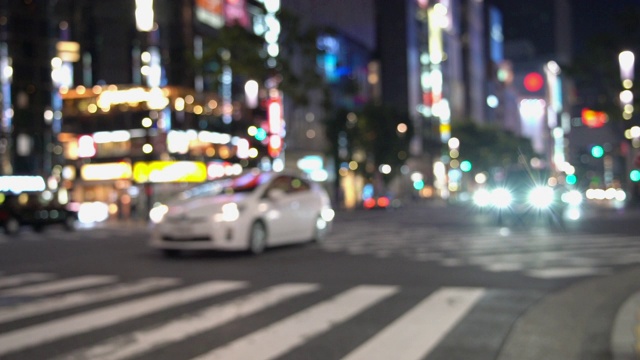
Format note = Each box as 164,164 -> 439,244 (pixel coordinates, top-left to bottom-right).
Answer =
0,273 -> 56,288
58,283 -> 320,360
191,285 -> 399,360
0,277 -> 181,324
0,280 -> 246,356
0,275 -> 118,297
342,287 -> 485,360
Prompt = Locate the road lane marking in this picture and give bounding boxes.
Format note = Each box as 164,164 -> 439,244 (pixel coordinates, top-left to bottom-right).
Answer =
0,273 -> 56,288
192,285 -> 399,360
0,275 -> 118,297
58,283 -> 320,360
0,280 -> 246,356
526,267 -> 612,279
0,277 -> 181,324
342,287 -> 485,360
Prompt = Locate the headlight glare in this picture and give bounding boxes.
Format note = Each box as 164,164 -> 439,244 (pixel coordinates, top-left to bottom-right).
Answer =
149,204 -> 168,224
491,188 -> 513,208
473,189 -> 492,207
561,190 -> 583,206
529,186 -> 555,209
214,203 -> 240,222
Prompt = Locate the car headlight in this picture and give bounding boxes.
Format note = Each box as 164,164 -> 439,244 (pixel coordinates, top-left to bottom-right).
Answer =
149,204 -> 169,224
529,186 -> 555,209
473,189 -> 492,207
561,190 -> 583,206
491,188 -> 513,208
213,203 -> 241,222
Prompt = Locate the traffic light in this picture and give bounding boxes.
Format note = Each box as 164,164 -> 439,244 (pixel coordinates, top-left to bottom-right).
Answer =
630,170 -> 640,182
566,174 -> 577,185
591,145 -> 604,158
460,160 -> 472,172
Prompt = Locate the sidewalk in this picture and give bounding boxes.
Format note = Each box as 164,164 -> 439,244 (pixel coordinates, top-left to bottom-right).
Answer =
612,290 -> 640,360
497,267 -> 640,360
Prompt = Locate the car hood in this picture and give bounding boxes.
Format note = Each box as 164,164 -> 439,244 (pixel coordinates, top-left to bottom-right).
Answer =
164,193 -> 251,219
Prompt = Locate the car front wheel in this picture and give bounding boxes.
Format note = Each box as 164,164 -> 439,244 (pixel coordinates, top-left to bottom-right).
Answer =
248,221 -> 267,255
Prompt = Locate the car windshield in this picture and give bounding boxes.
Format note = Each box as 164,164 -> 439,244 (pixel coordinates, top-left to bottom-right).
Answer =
491,167 -> 552,189
177,171 -> 271,200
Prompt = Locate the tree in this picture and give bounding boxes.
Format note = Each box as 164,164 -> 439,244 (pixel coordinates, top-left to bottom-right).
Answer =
451,120 -> 538,174
325,103 -> 414,185
194,9 -> 328,107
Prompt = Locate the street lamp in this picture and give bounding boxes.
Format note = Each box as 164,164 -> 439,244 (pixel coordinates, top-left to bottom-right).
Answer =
619,51 -> 634,87
619,50 -> 637,201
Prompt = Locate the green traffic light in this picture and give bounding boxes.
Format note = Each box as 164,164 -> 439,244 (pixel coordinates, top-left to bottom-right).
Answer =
460,160 -> 472,172
566,174 -> 577,185
631,170 -> 640,182
591,145 -> 604,158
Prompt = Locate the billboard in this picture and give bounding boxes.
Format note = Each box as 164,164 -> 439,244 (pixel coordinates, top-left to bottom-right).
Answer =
195,0 -> 225,29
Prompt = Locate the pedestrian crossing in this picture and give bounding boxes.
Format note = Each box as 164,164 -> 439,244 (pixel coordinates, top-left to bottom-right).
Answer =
0,271 -> 501,360
321,223 -> 640,279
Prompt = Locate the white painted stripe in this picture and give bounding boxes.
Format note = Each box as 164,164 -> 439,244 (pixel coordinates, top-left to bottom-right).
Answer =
342,287 -> 485,360
0,280 -> 246,356
0,273 -> 56,288
59,283 -> 319,360
0,275 -> 117,297
526,267 -> 611,279
192,285 -> 399,360
0,277 -> 181,324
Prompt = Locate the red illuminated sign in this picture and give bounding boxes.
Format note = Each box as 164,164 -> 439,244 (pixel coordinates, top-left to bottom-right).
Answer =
523,72 -> 544,92
581,108 -> 608,128
267,98 -> 282,135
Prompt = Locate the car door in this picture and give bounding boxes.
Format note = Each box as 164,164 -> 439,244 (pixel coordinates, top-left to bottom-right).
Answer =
262,175 -> 298,245
284,176 -> 317,241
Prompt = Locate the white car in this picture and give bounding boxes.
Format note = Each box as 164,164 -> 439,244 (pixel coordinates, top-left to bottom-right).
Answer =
149,169 -> 335,257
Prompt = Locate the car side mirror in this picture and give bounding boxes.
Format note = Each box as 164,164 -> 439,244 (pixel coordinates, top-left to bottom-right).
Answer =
267,188 -> 286,200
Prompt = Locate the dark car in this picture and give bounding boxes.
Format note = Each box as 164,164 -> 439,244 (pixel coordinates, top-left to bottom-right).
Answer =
472,167 -> 580,226
0,191 -> 78,234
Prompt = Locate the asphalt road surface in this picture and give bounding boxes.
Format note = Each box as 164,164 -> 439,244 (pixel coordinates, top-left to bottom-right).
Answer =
0,200 -> 638,360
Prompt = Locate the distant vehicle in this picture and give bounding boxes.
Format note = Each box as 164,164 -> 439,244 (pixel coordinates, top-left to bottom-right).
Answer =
472,167 -> 582,226
0,191 -> 78,234
362,195 -> 391,210
149,169 -> 335,257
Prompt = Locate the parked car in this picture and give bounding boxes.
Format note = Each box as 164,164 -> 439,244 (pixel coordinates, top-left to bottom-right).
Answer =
149,169 -> 335,257
0,191 -> 78,234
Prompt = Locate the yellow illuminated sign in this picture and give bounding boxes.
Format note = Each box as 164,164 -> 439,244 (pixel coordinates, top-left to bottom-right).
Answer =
81,162 -> 132,181
133,161 -> 207,183
56,41 -> 81,62
97,87 -> 169,110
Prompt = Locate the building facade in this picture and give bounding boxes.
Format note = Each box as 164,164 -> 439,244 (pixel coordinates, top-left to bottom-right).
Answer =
1,0 -> 291,221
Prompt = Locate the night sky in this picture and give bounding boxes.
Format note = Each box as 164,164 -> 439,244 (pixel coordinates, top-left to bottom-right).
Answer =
491,0 -> 640,59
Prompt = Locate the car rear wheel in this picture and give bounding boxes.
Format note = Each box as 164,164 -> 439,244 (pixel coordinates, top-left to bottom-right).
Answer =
63,216 -> 76,231
248,221 -> 267,255
312,215 -> 329,242
4,218 -> 19,235
4,218 -> 20,235
162,249 -> 181,258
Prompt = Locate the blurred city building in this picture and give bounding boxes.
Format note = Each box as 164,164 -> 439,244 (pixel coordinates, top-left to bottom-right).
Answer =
0,0 -> 633,220
0,0 -> 290,221
279,0 -> 376,207
373,0 -> 510,200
